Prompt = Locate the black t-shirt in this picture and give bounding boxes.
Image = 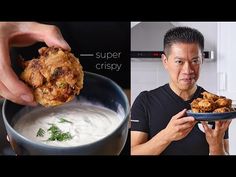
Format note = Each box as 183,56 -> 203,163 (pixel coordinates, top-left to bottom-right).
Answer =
131,84 -> 228,155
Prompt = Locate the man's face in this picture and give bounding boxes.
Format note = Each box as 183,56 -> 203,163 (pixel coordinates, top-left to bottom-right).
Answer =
162,43 -> 202,91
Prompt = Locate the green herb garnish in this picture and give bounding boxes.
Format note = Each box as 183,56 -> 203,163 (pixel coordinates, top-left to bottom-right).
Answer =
36,128 -> 45,137
58,117 -> 73,124
58,82 -> 67,88
47,124 -> 72,141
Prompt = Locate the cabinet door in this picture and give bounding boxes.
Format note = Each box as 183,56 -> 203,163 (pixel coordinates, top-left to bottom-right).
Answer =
217,22 -> 236,103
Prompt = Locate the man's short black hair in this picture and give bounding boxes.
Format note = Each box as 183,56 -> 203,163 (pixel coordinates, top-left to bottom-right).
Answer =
164,26 -> 204,56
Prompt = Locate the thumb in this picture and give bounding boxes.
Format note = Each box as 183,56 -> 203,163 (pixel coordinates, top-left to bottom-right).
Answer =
0,41 -> 35,103
45,30 -> 71,51
174,109 -> 187,119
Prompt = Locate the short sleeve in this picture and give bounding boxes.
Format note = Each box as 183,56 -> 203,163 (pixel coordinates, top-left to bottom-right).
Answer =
131,91 -> 149,133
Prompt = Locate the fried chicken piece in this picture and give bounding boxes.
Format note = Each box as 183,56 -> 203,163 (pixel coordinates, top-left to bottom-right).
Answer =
197,99 -> 216,112
192,108 -> 205,113
20,47 -> 84,107
215,98 -> 232,108
191,98 -> 203,109
213,107 -> 231,113
190,91 -> 235,113
201,91 -> 219,101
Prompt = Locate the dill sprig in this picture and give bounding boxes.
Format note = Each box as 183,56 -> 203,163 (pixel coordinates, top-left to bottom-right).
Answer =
47,124 -> 72,141
58,117 -> 73,124
36,128 -> 45,137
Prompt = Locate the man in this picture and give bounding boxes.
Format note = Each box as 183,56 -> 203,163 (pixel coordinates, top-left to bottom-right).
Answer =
131,26 -> 231,155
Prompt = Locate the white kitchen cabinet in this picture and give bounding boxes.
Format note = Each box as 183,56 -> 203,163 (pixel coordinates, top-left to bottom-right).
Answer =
217,22 -> 236,103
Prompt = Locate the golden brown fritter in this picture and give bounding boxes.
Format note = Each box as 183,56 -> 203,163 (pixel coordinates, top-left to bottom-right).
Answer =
198,99 -> 216,112
190,98 -> 203,108
190,91 -> 234,113
20,47 -> 84,107
215,98 -> 232,108
192,108 -> 205,113
201,91 -> 219,101
213,107 -> 231,113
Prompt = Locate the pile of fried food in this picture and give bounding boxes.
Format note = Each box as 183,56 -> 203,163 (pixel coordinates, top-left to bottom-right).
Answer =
190,91 -> 235,113
20,47 -> 84,107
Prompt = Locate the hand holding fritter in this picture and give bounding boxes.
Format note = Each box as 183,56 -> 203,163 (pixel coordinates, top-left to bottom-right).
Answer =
0,22 -> 70,106
21,47 -> 84,107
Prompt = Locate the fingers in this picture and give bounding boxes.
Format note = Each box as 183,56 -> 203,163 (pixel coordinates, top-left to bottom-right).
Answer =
176,116 -> 195,125
178,121 -> 196,130
173,109 -> 187,119
182,125 -> 195,134
224,120 -> 232,128
215,121 -> 221,131
202,120 -> 232,134
173,109 -> 195,122
201,121 -> 211,134
214,121 -> 220,131
215,120 -> 232,131
31,23 -> 71,50
171,108 -> 196,131
0,80 -> 37,106
0,43 -> 37,106
172,109 -> 195,126
9,22 -> 71,50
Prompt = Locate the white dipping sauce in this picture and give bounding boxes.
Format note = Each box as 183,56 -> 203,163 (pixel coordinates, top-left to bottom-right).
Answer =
13,102 -> 122,147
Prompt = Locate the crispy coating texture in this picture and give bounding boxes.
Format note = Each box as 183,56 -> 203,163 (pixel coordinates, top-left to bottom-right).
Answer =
190,91 -> 233,113
215,98 -> 232,108
198,99 -> 216,112
20,47 -> 84,107
213,107 -> 231,113
201,91 -> 219,101
192,108 -> 205,113
191,98 -> 203,109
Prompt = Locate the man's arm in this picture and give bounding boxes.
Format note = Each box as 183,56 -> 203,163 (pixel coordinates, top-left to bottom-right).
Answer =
208,139 -> 229,155
131,109 -> 196,155
131,130 -> 172,155
202,120 -> 231,155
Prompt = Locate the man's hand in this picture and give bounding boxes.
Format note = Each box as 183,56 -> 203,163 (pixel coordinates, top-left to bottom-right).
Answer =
163,109 -> 197,142
202,120 -> 231,155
